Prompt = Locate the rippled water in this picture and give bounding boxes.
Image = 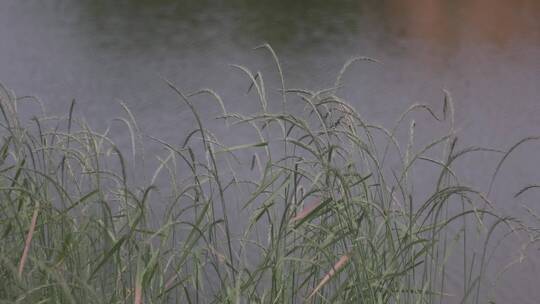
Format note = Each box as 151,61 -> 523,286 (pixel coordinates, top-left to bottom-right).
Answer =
1,0 -> 539,302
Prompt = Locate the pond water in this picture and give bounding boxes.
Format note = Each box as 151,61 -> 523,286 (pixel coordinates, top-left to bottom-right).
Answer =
1,0 -> 539,302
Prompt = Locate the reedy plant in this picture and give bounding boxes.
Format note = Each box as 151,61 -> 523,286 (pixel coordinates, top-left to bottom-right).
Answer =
0,47 -> 535,304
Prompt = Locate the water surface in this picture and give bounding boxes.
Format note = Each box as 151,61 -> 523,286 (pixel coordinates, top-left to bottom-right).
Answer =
1,1 -> 539,302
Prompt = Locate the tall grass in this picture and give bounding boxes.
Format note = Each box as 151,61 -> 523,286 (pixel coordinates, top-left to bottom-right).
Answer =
0,47 -> 536,303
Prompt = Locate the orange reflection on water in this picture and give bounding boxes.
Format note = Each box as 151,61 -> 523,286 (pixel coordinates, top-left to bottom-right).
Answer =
378,0 -> 540,47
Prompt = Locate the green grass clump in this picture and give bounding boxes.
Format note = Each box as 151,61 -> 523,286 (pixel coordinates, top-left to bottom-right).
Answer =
0,46 -> 536,303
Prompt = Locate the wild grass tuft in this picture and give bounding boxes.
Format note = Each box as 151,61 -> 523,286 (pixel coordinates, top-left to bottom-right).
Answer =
0,48 -> 537,303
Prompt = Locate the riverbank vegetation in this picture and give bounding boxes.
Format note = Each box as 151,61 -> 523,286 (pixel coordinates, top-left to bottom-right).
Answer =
0,47 -> 537,303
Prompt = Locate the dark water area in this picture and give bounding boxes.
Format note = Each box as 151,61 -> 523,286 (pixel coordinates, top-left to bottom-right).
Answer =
1,0 -> 540,302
